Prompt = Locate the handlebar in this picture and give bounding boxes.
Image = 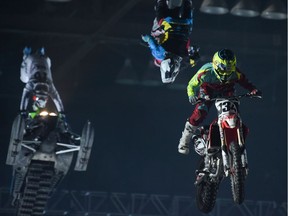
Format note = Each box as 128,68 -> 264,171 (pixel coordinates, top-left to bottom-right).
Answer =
196,93 -> 262,104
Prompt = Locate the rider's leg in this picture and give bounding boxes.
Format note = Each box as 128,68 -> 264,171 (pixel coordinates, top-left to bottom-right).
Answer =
182,0 -> 193,19
155,0 -> 168,22
178,120 -> 198,154
178,104 -> 209,154
167,0 -> 184,9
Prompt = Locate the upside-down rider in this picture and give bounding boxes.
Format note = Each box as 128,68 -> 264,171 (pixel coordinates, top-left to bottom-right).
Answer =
141,0 -> 200,83
20,47 -> 64,114
19,47 -> 70,134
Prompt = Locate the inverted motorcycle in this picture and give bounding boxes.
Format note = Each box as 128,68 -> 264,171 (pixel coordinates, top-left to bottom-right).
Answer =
193,93 -> 261,213
6,109 -> 94,216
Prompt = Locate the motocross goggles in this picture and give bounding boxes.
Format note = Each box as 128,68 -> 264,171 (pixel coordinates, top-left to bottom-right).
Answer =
215,62 -> 234,76
32,95 -> 48,111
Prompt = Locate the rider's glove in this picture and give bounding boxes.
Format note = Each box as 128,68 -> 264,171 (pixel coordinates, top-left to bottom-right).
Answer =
19,110 -> 28,118
189,96 -> 198,105
141,35 -> 152,43
250,89 -> 262,97
203,95 -> 210,100
189,59 -> 196,67
59,112 -> 70,131
189,46 -> 200,67
59,112 -> 67,122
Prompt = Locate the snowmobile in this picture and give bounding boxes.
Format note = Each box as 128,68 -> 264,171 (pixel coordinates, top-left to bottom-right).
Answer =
6,107 -> 94,216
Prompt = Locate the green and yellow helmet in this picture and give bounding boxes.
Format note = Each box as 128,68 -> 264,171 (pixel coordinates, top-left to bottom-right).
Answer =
212,49 -> 236,82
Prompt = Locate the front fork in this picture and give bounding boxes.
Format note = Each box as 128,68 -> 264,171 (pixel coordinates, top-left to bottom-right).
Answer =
219,123 -> 248,177
237,120 -> 249,176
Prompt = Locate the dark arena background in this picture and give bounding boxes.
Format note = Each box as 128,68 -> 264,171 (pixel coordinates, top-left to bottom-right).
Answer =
0,0 -> 287,216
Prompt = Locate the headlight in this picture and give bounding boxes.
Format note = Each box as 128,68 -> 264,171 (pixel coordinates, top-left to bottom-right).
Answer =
39,111 -> 49,116
39,111 -> 58,117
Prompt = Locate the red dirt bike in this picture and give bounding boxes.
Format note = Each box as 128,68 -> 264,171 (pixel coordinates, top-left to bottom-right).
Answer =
193,93 -> 262,213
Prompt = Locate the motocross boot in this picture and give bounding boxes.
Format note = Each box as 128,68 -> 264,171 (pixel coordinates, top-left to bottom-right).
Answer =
178,121 -> 197,154
193,134 -> 206,156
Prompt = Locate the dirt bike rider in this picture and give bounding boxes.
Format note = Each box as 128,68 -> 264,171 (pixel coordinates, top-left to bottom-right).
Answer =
141,0 -> 200,83
19,47 -> 68,128
178,49 -> 262,154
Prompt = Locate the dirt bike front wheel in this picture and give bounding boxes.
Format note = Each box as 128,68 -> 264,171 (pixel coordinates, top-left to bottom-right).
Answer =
229,141 -> 246,204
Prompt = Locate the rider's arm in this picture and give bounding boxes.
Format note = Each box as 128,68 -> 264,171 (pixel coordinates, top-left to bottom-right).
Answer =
49,83 -> 65,113
187,70 -> 205,97
20,62 -> 29,83
145,36 -> 166,61
20,82 -> 33,111
235,69 -> 257,92
20,87 -> 30,111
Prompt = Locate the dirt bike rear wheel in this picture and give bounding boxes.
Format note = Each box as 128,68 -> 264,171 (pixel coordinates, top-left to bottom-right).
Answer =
195,158 -> 219,213
230,141 -> 245,204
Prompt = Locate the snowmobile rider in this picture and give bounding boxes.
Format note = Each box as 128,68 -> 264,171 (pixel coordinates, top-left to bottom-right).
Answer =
141,0 -> 200,84
178,49 -> 262,154
19,47 -> 65,118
